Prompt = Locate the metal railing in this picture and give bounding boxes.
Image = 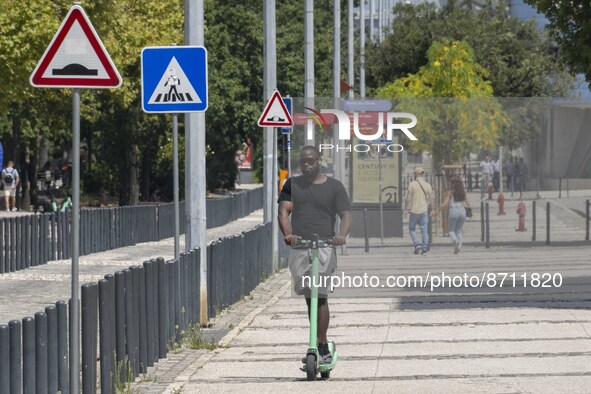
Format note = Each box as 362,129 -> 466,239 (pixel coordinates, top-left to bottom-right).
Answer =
0,221 -> 276,393
0,187 -> 263,274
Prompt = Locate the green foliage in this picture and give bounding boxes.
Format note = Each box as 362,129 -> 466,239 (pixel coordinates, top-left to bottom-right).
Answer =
366,3 -> 575,97
524,0 -> 591,85
0,0 -> 346,205
376,40 -> 509,166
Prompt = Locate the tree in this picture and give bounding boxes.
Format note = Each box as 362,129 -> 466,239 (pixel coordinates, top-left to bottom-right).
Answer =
376,40 -> 509,167
524,0 -> 591,85
366,3 -> 575,97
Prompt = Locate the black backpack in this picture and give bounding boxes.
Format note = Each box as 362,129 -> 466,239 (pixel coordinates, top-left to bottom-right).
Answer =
3,169 -> 14,184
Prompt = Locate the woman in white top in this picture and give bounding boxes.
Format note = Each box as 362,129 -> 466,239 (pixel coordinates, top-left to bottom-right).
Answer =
431,177 -> 471,254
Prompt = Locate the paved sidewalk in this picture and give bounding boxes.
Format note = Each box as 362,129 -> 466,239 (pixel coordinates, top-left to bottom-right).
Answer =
132,192 -> 591,393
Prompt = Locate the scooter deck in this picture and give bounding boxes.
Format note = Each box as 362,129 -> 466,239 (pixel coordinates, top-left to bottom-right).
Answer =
318,351 -> 338,371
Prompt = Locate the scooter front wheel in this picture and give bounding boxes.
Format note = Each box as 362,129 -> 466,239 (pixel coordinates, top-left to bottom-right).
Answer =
306,354 -> 317,381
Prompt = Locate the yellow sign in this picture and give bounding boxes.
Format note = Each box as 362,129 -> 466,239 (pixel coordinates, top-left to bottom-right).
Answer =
351,138 -> 400,205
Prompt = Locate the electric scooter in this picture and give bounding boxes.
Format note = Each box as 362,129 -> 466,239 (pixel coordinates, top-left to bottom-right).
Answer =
296,235 -> 338,381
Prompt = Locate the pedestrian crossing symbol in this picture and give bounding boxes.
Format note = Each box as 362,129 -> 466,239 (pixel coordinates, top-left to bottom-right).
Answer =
141,46 -> 208,113
148,57 -> 202,104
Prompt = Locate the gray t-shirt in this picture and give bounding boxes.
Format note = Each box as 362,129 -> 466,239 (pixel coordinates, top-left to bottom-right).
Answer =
2,167 -> 18,188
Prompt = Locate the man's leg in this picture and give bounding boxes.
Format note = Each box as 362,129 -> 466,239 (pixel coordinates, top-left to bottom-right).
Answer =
408,213 -> 420,249
418,212 -> 429,252
305,297 -> 330,343
3,192 -> 9,211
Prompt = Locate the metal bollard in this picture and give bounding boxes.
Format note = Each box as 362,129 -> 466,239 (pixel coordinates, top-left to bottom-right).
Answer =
9,320 -> 21,394
138,265 -> 148,373
546,202 -> 551,246
46,305 -> 58,394
124,268 -> 137,377
532,201 -> 536,242
81,283 -> 98,394
0,324 -> 9,393
114,271 -> 126,383
485,202 -> 490,249
23,316 -> 35,394
130,266 -> 141,376
481,201 -> 485,242
99,279 -> 113,394
363,208 -> 369,252
35,312 -> 48,394
143,261 -> 155,367
586,200 -> 589,242
157,258 -> 168,359
56,301 -> 69,394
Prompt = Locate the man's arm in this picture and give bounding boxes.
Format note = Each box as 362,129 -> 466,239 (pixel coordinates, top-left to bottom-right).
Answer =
403,187 -> 413,218
332,210 -> 352,246
278,200 -> 299,245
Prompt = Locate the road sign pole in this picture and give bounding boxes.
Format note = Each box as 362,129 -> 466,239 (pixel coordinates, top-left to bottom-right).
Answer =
70,87 -> 81,394
272,128 -> 279,267
172,114 -> 180,261
379,150 -> 384,244
287,134 -> 292,177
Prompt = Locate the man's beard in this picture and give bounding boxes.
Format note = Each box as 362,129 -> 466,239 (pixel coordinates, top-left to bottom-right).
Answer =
302,167 -> 319,178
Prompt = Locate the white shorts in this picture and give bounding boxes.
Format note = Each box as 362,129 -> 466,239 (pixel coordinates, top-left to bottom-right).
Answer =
4,187 -> 15,197
289,246 -> 337,297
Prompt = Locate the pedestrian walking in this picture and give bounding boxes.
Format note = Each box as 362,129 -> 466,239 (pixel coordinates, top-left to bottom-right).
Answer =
404,167 -> 433,255
431,177 -> 471,254
2,160 -> 19,212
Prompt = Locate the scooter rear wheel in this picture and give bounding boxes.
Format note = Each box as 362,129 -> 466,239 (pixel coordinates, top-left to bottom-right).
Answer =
306,354 -> 317,381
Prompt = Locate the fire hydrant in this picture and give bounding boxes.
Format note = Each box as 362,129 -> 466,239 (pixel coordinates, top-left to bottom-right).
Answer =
516,201 -> 527,231
497,193 -> 506,215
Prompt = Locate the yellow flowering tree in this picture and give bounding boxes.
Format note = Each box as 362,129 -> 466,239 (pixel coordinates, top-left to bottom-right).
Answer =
376,39 -> 509,167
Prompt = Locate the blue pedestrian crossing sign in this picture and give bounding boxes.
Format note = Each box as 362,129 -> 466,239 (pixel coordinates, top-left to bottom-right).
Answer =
141,46 -> 208,113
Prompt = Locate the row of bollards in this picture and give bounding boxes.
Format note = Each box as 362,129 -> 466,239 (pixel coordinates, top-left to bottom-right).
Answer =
0,301 -> 69,394
483,199 -> 591,247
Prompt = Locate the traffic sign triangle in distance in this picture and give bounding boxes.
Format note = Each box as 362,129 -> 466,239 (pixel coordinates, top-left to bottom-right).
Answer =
258,91 -> 293,127
30,5 -> 122,88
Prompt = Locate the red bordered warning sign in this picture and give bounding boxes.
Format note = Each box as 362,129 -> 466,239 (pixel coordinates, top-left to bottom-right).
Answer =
30,5 -> 122,88
257,91 -> 293,127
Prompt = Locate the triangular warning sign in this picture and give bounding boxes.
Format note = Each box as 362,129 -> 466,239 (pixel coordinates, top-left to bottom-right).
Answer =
258,91 -> 293,127
148,57 -> 202,104
30,5 -> 122,88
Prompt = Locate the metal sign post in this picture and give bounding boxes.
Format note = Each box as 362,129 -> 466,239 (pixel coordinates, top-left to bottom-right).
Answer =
30,5 -> 123,391
71,88 -> 81,393
172,114 -> 180,260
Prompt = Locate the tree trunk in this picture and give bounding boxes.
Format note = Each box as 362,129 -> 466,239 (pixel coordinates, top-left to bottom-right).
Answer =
129,144 -> 140,205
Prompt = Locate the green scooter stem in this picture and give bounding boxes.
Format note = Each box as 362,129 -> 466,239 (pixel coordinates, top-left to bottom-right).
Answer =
308,241 -> 319,350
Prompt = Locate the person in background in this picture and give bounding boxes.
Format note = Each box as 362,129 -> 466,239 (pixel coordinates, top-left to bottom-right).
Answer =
2,161 -> 19,212
431,177 -> 471,254
404,167 -> 433,255
492,156 -> 500,192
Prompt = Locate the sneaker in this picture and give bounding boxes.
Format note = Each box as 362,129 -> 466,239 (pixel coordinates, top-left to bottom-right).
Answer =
319,342 -> 332,364
421,250 -> 428,256
414,245 -> 421,254
11,207 -> 17,212
453,241 -> 460,254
